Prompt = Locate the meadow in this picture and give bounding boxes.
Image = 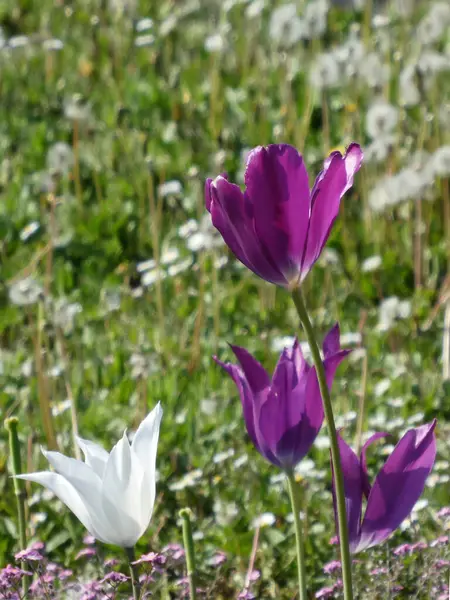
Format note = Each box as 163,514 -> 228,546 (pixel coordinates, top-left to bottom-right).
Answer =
0,0 -> 450,598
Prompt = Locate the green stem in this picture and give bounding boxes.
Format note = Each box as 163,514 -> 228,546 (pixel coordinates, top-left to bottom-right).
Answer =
291,288 -> 353,600
125,547 -> 140,600
286,472 -> 307,600
179,508 -> 197,600
5,417 -> 31,595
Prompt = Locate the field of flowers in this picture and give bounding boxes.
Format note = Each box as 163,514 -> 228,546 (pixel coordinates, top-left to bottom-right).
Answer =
0,0 -> 450,598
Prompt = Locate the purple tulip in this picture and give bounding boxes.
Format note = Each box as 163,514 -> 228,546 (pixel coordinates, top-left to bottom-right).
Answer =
334,421 -> 437,554
205,143 -> 363,288
215,324 -> 350,470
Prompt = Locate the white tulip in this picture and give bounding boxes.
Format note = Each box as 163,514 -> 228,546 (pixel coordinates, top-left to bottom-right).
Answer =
18,403 -> 162,548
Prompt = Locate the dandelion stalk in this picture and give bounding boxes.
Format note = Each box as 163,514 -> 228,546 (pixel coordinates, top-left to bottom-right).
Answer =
291,287 -> 353,600
180,508 -> 197,600
286,471 -> 307,600
55,327 -> 81,460
354,350 -> 368,455
5,417 -> 30,595
28,306 -> 58,450
125,547 -> 140,600
147,171 -> 165,341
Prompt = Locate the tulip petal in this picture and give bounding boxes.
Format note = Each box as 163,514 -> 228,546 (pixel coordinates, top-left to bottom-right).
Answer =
358,420 -> 437,553
229,345 -> 270,395
41,450 -> 116,542
258,352 -> 305,459
278,344 -> 349,468
323,349 -> 352,387
214,356 -> 265,457
359,432 -> 388,498
43,449 -> 103,503
244,144 -> 310,274
132,403 -> 162,525
302,144 -> 363,277
132,403 -> 162,476
101,433 -> 145,547
76,437 -> 109,478
273,363 -> 324,467
16,471 -> 105,543
322,324 -> 341,358
287,338 -> 308,377
209,177 -> 286,285
333,434 -> 364,552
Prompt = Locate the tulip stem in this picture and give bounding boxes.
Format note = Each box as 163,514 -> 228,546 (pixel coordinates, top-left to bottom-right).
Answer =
286,472 -> 307,600
179,508 -> 197,600
125,547 -> 140,600
5,417 -> 30,596
291,288 -> 354,600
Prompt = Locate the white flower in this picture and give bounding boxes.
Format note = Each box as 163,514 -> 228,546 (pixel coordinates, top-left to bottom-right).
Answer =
158,180 -> 182,197
18,404 -> 163,548
378,297 -> 412,331
43,39 -> 64,51
430,146 -> 450,177
269,4 -> 306,46
417,51 -> 450,76
303,0 -> 328,39
47,142 -> 74,175
417,2 -> 450,45
136,18 -> 153,32
365,101 -> 398,139
361,255 -> 382,273
364,137 -> 395,164
135,34 -> 155,47
252,512 -> 276,528
9,277 -> 43,306
246,0 -> 265,18
205,34 -> 226,53
310,52 -> 340,89
399,65 -> 420,107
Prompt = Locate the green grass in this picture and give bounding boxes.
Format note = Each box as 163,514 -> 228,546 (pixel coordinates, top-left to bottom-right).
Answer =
0,0 -> 449,598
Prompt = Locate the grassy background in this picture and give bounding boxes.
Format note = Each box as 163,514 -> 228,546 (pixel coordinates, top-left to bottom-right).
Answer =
0,0 -> 449,597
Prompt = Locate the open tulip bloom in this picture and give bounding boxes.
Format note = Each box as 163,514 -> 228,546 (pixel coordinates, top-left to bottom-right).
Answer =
18,403 -> 163,548
215,324 -> 350,470
205,143 -> 362,288
334,420 -> 437,554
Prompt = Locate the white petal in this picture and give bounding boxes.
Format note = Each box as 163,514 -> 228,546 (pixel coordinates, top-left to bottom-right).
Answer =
76,437 -> 109,478
16,471 -> 105,542
42,450 -> 113,542
101,433 -> 144,547
132,403 -> 162,528
132,403 -> 162,485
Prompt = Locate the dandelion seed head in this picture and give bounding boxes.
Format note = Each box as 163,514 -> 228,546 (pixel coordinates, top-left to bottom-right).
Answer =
9,277 -> 43,306
269,4 -> 306,46
310,53 -> 340,89
366,101 -> 398,138
47,142 -> 74,175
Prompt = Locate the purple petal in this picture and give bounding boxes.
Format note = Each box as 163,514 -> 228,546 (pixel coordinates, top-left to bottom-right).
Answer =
286,338 -> 309,379
229,345 -> 270,395
257,352 -> 305,460
359,433 -> 389,498
301,144 -> 363,278
214,357 -> 261,453
278,345 -> 349,469
358,420 -> 437,553
209,177 -> 287,286
323,349 -> 351,387
322,324 -> 341,358
244,144 -> 310,279
274,364 -> 324,467
333,434 -> 363,551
